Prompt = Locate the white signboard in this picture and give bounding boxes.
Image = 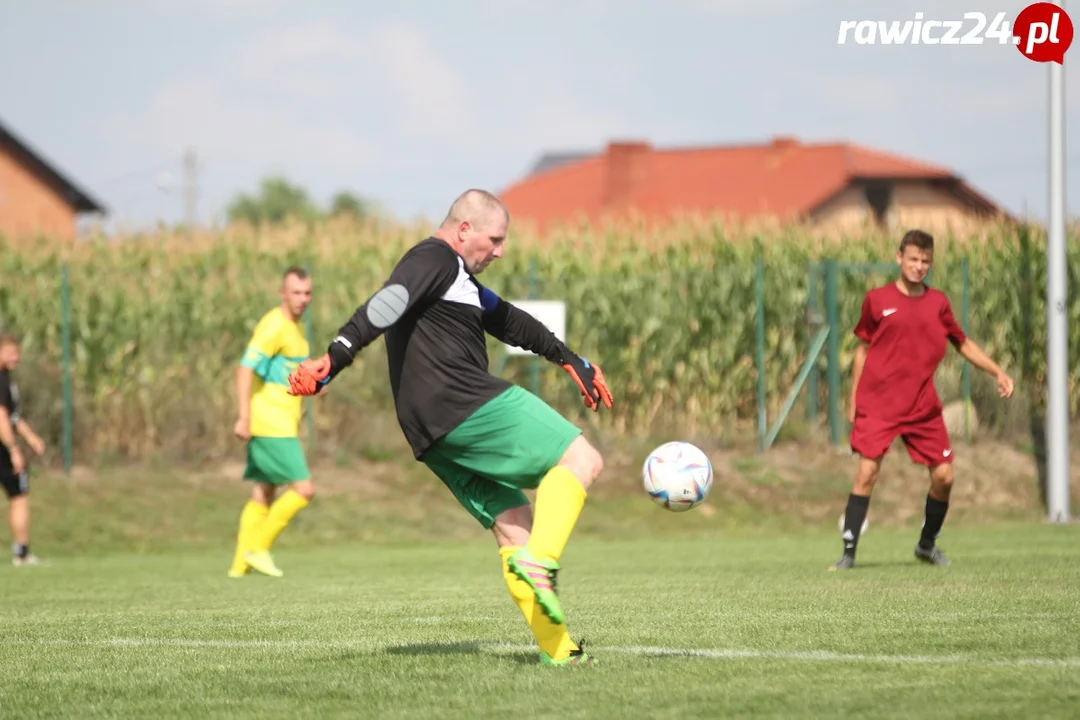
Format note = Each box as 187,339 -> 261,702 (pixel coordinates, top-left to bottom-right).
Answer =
506,300 -> 566,356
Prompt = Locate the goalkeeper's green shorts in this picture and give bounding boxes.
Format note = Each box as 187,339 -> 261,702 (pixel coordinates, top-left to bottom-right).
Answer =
420,386 -> 582,529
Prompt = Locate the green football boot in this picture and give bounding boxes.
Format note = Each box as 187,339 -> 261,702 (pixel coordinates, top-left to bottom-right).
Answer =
507,547 -> 564,624
541,641 -> 597,666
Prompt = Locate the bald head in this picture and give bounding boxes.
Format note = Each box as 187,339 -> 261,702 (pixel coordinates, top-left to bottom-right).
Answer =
440,189 -> 509,230
435,189 -> 509,275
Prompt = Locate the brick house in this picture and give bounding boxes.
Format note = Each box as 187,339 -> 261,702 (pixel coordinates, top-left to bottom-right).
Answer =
498,136 -> 1010,236
0,118 -> 106,243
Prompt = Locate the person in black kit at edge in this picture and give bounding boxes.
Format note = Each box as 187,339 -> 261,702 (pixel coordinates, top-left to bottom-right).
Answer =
0,333 -> 47,566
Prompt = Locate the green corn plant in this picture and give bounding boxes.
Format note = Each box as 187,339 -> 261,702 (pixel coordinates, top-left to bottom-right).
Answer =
0,217 -> 1077,462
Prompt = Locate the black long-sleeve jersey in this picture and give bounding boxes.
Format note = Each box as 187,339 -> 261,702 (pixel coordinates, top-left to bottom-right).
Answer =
324,237 -> 579,458
0,368 -> 20,469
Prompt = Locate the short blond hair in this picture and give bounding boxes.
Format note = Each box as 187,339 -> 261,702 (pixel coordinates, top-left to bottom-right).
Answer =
441,189 -> 508,229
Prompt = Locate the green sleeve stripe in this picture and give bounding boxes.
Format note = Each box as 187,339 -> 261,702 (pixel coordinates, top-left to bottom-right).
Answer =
241,347 -> 272,376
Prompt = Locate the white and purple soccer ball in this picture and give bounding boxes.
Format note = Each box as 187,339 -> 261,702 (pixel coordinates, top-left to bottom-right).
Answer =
642,441 -> 714,512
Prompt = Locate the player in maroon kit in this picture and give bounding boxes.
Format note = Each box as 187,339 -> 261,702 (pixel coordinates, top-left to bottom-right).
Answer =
831,229 -> 1014,570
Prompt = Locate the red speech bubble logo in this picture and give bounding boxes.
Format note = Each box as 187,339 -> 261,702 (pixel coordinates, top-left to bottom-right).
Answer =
1014,2 -> 1074,63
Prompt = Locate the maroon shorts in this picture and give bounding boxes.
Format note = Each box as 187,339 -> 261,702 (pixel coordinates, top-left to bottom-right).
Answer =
849,412 -> 953,466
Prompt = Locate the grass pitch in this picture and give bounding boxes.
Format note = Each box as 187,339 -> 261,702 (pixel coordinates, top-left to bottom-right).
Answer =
1,522 -> 1078,719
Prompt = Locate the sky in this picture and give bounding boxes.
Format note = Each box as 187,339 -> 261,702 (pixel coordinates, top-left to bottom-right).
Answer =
1,0 -> 1077,233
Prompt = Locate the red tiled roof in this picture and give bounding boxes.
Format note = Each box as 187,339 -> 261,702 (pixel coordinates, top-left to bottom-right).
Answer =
498,136 -> 1001,231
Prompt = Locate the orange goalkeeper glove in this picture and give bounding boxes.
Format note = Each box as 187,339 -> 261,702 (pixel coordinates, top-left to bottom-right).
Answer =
287,354 -> 332,396
560,355 -> 613,412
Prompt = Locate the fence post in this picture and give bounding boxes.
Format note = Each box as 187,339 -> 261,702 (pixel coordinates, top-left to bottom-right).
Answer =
806,262 -> 818,423
960,257 -> 971,442
755,247 -> 767,452
304,256 -> 315,454
824,259 -> 842,447
61,262 -> 73,474
528,257 -> 540,398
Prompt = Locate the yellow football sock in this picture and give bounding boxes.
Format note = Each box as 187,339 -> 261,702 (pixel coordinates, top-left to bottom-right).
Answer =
527,466 -> 586,563
500,546 -> 577,660
230,500 -> 269,573
250,490 -> 309,552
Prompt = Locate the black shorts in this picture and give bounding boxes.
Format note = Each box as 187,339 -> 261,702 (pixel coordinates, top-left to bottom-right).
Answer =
0,452 -> 29,498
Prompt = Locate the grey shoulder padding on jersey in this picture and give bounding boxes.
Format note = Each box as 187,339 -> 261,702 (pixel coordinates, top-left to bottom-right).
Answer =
366,284 -> 410,328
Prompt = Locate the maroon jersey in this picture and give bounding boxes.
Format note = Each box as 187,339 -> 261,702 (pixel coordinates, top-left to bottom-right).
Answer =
852,282 -> 967,422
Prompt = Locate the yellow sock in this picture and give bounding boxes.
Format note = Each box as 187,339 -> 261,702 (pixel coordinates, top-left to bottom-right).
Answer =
500,546 -> 577,660
250,490 -> 309,552
527,466 -> 586,563
230,500 -> 269,573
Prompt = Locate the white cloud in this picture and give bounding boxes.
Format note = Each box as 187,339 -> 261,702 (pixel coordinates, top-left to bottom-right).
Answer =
146,0 -> 289,16
232,18 -> 365,74
94,14 -> 640,224
365,21 -> 471,137
101,16 -> 627,177
100,74 -> 377,173
222,18 -> 472,141
483,63 -> 628,152
98,19 -> 409,179
480,0 -> 812,13
478,0 -> 617,12
693,0 -> 813,14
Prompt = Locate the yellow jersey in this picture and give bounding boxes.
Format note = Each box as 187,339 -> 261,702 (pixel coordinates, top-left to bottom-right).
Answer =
240,307 -> 310,437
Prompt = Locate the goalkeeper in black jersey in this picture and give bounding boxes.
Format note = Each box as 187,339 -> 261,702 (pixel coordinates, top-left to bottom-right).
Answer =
288,189 -> 612,666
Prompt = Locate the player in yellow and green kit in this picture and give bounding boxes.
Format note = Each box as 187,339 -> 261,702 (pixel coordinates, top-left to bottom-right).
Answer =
228,266 -> 316,578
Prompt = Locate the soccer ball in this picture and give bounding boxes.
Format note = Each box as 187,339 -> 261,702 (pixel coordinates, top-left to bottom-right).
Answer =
642,441 -> 713,512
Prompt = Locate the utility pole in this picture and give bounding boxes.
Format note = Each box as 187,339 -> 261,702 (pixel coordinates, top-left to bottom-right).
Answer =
1046,5 -> 1070,524
183,147 -> 197,234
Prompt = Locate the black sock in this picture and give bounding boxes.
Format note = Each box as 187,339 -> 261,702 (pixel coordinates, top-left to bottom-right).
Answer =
920,495 -> 949,549
841,494 -> 871,555
12,543 -> 28,559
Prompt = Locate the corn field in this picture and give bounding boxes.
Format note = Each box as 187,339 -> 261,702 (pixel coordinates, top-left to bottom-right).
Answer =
0,216 -> 1077,464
